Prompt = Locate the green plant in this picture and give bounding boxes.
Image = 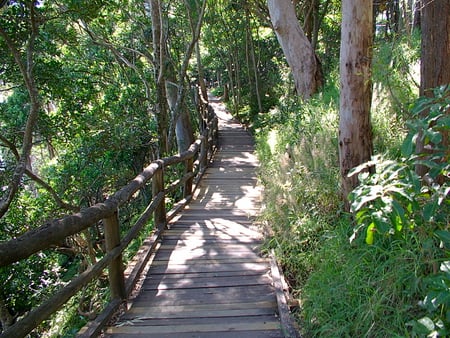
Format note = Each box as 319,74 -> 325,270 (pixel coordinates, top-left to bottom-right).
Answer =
302,222 -> 424,337
348,85 -> 450,336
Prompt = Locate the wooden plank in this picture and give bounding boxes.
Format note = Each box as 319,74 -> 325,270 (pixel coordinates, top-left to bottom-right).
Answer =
157,239 -> 261,249
160,235 -> 261,242
107,320 -> 281,334
175,210 -> 256,217
145,269 -> 267,279
270,252 -> 300,338
151,257 -> 267,266
133,285 -> 276,303
104,330 -> 282,338
146,263 -> 269,275
124,315 -> 279,327
122,308 -> 276,320
157,242 -> 262,251
153,250 -> 262,261
125,301 -> 277,316
162,227 -> 262,236
133,289 -> 277,303
142,275 -> 272,290
168,219 -> 257,227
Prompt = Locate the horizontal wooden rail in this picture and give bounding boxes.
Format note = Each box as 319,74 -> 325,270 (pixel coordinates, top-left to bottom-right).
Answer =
0,106 -> 218,338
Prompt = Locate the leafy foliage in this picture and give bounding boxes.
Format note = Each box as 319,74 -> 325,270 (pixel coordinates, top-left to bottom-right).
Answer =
347,86 -> 450,335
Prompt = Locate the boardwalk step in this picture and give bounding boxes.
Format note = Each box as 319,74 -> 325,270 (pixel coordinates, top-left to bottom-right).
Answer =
107,321 -> 281,335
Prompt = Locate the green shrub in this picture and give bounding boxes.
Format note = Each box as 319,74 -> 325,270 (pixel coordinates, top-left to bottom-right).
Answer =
346,85 -> 450,336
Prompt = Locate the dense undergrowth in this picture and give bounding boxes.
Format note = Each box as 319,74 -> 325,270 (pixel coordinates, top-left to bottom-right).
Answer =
254,35 -> 450,337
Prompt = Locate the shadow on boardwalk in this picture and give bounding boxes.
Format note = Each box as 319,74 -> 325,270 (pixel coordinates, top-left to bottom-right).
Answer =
104,96 -> 286,337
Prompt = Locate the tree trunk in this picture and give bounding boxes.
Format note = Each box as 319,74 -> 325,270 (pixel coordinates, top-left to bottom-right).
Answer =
416,0 -> 450,178
339,0 -> 374,209
267,0 -> 322,99
245,7 -> 263,113
413,0 -> 421,31
419,0 -> 450,95
195,42 -> 208,103
149,0 -> 169,156
168,0 -> 207,153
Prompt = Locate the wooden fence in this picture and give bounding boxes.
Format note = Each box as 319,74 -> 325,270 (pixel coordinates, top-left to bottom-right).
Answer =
0,110 -> 218,338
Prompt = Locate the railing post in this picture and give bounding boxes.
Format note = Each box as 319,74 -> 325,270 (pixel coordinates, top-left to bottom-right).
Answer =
153,160 -> 166,230
209,116 -> 218,158
184,156 -> 194,198
200,135 -> 208,174
103,211 -> 126,300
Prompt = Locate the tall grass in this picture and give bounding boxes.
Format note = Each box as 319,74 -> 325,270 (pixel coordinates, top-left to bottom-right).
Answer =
256,80 -> 341,289
255,35 -> 427,336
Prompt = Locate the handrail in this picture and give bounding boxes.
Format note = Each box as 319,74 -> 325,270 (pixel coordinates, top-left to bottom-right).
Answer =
0,104 -> 218,338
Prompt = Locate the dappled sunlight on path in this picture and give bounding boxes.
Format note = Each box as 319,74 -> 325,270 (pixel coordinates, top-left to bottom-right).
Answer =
105,96 -> 284,337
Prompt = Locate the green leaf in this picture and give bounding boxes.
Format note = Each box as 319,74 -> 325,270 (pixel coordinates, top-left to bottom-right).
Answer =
440,261 -> 450,274
411,97 -> 431,116
423,201 -> 437,222
365,223 -> 376,245
435,231 -> 450,247
418,316 -> 435,331
401,132 -> 415,157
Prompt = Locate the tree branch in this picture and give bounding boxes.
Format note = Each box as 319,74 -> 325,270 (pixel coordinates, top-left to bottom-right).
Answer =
24,169 -> 80,212
0,134 -> 79,212
168,0 -> 207,146
0,3 -> 41,219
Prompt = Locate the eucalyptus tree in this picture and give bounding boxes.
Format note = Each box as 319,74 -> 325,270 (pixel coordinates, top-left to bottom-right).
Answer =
148,0 -> 170,154
170,0 -> 207,153
338,0 -> 374,208
415,0 -> 450,180
267,0 -> 323,99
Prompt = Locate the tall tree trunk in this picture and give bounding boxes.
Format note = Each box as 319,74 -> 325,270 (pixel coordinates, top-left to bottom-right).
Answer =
413,0 -> 421,31
267,0 -> 322,99
339,0 -> 374,209
195,41 -> 208,103
416,0 -> 450,178
149,0 -> 169,156
245,7 -> 263,113
168,0 -> 207,153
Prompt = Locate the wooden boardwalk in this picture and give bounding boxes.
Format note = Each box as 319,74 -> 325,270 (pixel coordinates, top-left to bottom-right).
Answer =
104,99 -> 285,337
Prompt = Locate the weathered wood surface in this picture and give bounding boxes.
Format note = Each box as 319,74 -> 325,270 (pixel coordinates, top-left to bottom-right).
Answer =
105,98 -> 284,337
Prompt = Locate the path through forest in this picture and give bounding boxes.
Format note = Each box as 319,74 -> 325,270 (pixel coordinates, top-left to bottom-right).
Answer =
103,96 -> 287,337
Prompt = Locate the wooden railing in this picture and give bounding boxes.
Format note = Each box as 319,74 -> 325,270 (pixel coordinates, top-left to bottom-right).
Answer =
0,110 -> 218,338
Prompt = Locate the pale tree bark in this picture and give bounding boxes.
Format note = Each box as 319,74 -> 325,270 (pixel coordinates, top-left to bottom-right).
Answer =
267,0 -> 322,99
195,41 -> 208,103
415,0 -> 450,179
339,0 -> 374,209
